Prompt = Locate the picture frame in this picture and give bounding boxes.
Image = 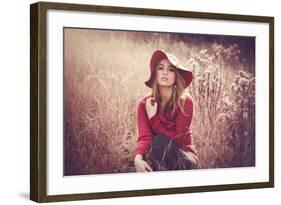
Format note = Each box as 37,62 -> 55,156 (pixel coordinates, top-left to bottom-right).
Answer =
30,1 -> 274,203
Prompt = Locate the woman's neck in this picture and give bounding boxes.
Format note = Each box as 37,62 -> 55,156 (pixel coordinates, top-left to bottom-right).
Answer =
158,86 -> 173,105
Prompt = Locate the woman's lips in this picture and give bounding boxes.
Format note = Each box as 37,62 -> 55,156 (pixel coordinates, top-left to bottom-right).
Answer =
161,77 -> 168,80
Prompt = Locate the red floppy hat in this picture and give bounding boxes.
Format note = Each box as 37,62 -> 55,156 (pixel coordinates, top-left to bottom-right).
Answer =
145,49 -> 193,88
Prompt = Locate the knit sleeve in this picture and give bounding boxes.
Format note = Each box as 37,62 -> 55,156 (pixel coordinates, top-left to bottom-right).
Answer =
134,99 -> 153,157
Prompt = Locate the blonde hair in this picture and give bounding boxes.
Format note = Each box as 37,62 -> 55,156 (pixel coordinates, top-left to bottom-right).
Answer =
150,65 -> 187,116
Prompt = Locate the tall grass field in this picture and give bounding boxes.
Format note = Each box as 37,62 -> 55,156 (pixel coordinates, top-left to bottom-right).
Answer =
63,28 -> 255,175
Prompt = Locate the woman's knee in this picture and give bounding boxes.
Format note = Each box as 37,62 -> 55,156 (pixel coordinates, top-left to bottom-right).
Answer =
181,150 -> 199,169
152,134 -> 170,148
150,134 -> 170,159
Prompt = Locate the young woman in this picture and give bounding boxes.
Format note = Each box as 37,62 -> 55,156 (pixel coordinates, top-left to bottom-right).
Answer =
134,49 -> 198,172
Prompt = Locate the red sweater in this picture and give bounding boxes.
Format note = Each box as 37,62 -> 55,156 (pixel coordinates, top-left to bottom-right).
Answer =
134,95 -> 197,157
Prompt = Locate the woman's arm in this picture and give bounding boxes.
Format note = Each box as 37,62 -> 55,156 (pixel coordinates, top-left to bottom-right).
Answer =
134,99 -> 154,172
134,99 -> 154,157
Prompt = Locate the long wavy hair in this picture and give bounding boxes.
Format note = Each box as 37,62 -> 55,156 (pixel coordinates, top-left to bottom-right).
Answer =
150,62 -> 187,116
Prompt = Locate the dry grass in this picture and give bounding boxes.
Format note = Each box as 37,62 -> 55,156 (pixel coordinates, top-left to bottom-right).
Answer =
63,28 -> 255,175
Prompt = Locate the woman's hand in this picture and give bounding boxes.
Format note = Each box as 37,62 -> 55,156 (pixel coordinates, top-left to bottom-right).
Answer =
145,97 -> 158,119
134,154 -> 153,172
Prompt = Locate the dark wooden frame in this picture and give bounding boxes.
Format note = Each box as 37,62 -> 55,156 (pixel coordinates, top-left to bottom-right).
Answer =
30,1 -> 274,203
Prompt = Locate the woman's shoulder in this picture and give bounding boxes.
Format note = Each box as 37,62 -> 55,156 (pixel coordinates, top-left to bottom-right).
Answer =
138,94 -> 152,105
180,92 -> 194,107
137,94 -> 153,109
178,92 -> 194,114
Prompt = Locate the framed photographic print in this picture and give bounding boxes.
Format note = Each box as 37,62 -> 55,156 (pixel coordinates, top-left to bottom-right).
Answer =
30,1 -> 274,202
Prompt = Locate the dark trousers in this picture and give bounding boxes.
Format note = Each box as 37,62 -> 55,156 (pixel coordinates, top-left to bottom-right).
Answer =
145,134 -> 198,171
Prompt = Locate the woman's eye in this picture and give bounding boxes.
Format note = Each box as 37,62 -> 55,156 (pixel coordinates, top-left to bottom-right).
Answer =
157,66 -> 164,70
169,68 -> 176,72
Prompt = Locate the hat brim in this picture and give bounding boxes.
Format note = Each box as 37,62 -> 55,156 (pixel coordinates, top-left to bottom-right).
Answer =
145,50 -> 193,88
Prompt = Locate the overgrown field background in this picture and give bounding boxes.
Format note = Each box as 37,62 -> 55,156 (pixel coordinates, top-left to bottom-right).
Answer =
64,28 -> 255,175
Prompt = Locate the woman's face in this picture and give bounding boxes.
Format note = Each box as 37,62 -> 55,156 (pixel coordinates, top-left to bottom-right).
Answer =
155,58 -> 176,87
